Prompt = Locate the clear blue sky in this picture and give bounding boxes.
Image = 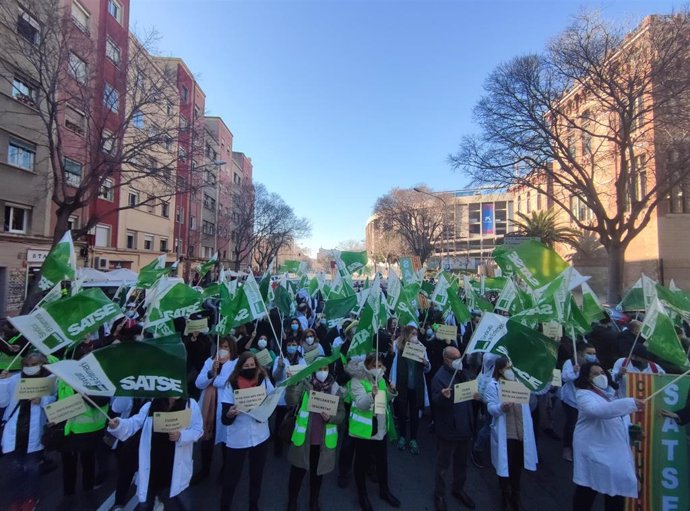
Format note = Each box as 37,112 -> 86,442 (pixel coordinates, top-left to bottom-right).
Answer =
131,0 -> 679,256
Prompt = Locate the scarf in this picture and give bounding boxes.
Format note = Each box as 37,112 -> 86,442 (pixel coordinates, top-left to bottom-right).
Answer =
237,375 -> 260,389
200,386 -> 217,440
311,373 -> 334,395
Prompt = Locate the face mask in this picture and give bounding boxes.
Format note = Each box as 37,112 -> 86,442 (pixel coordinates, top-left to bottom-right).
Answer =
291,324 -> 299,332
315,370 -> 329,383
367,367 -> 384,380
426,329 -> 434,338
240,368 -> 256,379
592,374 -> 608,390
287,345 -> 298,355
410,336 -> 419,344
584,354 -> 597,363
229,328 -> 236,336
451,359 -> 463,371
503,369 -> 516,381
305,336 -> 315,345
257,339 -> 267,350
632,359 -> 647,370
22,365 -> 41,376
217,349 -> 230,359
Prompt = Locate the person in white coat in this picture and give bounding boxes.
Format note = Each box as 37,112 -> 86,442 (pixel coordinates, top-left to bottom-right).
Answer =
107,397 -> 203,510
572,362 -> 643,511
0,352 -> 55,510
486,357 -> 537,511
611,344 -> 665,398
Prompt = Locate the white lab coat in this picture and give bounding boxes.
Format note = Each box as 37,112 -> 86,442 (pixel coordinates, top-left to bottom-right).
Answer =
195,357 -> 225,444
560,359 -> 579,407
486,379 -> 538,477
219,379 -> 274,449
0,373 -> 55,454
390,341 -> 431,408
573,389 -> 638,497
108,399 -> 203,503
611,357 -> 665,398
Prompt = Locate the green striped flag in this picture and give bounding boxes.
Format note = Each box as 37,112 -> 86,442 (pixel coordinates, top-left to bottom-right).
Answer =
37,230 -> 77,291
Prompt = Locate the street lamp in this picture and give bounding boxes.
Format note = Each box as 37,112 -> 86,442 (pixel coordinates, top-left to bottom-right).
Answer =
413,187 -> 449,271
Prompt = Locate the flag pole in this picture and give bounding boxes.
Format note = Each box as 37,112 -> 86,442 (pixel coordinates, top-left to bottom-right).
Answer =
3,342 -> 30,372
643,368 -> 690,403
79,392 -> 112,421
623,329 -> 643,369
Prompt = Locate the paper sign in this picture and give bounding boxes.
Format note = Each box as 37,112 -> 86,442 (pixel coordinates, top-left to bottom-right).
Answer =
402,342 -> 426,363
303,349 -> 321,364
244,387 -> 285,423
44,393 -> 87,424
436,325 -> 458,341
184,318 -> 208,335
542,321 -> 563,340
551,369 -> 562,387
500,380 -> 531,404
286,365 -> 302,377
308,390 -> 339,416
255,349 -> 273,367
374,390 -> 387,415
234,386 -> 267,412
454,380 -> 478,403
153,408 -> 191,433
15,376 -> 56,400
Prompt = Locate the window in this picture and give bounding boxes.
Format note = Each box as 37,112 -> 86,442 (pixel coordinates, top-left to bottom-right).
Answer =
4,206 -> 28,233
99,178 -> 114,201
203,194 -> 216,210
146,194 -> 154,213
178,146 -> 187,161
163,135 -> 172,151
68,52 -> 87,83
190,215 -> 196,230
103,83 -> 119,112
668,150 -> 690,214
526,191 -> 531,213
7,138 -> 35,170
161,202 -> 169,217
95,224 -> 111,247
194,106 -> 200,120
516,195 -> 522,214
166,101 -> 173,116
17,10 -> 40,45
65,104 -> 85,134
107,0 -> 122,24
128,191 -> 138,207
176,206 -> 184,224
143,235 -> 153,251
202,220 -> 215,235
102,132 -> 115,154
629,155 -> 647,205
160,238 -> 169,252
205,170 -> 216,186
71,1 -> 89,32
570,195 -> 593,222
179,116 -> 188,130
536,193 -> 542,210
63,158 -> 82,187
632,94 -> 644,131
132,110 -> 144,129
233,173 -> 241,185
126,231 -> 136,249
67,215 -> 79,231
12,76 -> 37,106
181,86 -> 189,104
105,39 -> 121,65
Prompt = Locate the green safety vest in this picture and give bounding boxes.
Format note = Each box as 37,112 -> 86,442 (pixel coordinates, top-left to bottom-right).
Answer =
58,381 -> 108,436
348,378 -> 397,441
291,391 -> 338,449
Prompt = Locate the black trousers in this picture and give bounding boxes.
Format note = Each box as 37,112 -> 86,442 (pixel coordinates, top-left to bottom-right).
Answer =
434,437 -> 470,497
498,439 -> 524,496
220,441 -> 268,511
562,403 -> 578,449
115,439 -> 139,505
338,430 -> 356,477
288,445 -> 322,504
572,485 -> 625,511
61,449 -> 95,496
394,390 -> 420,440
353,437 -> 389,497
274,405 -> 287,455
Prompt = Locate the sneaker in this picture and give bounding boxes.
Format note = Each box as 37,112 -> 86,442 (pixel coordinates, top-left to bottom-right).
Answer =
409,439 -> 420,455
397,436 -> 407,451
562,447 -> 573,462
471,450 -> 485,469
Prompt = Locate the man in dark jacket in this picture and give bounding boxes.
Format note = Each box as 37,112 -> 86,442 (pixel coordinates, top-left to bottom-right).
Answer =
431,347 -> 477,511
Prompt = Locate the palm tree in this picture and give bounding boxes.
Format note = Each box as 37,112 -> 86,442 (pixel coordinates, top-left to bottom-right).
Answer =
512,209 -> 580,249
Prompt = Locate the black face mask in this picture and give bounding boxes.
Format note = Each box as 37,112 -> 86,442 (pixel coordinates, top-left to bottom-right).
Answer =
631,359 -> 647,370
240,368 -> 257,379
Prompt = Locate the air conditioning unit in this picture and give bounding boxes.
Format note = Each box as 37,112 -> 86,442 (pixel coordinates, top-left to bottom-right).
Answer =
96,257 -> 109,269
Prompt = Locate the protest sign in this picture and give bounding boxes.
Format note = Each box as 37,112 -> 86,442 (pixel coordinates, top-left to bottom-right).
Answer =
307,390 -> 340,416
551,369 -> 562,387
374,391 -> 387,415
436,325 -> 458,341
286,365 -> 302,378
254,349 -> 273,367
499,380 -> 531,404
454,380 -> 478,403
234,386 -> 267,412
45,393 -> 87,424
184,318 -> 208,335
542,321 -> 563,340
303,349 -> 321,364
402,342 -> 426,363
153,408 -> 191,433
15,376 -> 56,400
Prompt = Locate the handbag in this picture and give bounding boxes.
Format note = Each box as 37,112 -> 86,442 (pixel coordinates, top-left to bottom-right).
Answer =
278,407 -> 298,444
41,423 -> 65,451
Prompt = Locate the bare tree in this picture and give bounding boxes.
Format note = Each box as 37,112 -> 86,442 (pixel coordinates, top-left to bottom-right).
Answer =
336,239 -> 365,251
449,11 -> 690,302
370,231 -> 403,268
373,186 -> 445,265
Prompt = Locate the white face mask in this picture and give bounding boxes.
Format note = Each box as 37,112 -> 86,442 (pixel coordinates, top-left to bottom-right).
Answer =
410,336 -> 419,344
503,368 -> 516,381
257,339 -> 268,350
451,358 -> 463,371
217,349 -> 229,359
367,367 -> 384,380
305,336 -> 315,346
22,365 -> 41,376
315,370 -> 329,383
592,374 -> 608,390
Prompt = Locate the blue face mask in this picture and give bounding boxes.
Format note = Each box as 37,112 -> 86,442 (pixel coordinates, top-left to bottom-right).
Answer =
584,354 -> 597,363
291,324 -> 299,332
287,345 -> 298,355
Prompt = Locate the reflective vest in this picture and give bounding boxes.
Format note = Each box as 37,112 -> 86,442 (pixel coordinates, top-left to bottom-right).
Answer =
291,391 -> 338,449
348,378 -> 396,441
58,381 -> 108,436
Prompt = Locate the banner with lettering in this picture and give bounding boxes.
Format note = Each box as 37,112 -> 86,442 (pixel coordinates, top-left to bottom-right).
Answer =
626,373 -> 690,511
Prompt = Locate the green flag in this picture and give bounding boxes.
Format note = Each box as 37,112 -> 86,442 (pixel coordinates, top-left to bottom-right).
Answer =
197,252 -> 218,280
37,230 -> 77,292
641,298 -> 690,368
399,256 -> 418,285
9,288 -> 122,355
217,274 -> 267,333
136,255 -> 170,289
280,347 -> 342,387
273,277 -> 294,317
46,335 -> 188,397
279,260 -> 301,274
493,240 -> 568,289
145,281 -> 203,337
339,251 -> 368,274
618,277 -> 644,311
324,295 -> 357,321
581,282 -> 605,324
